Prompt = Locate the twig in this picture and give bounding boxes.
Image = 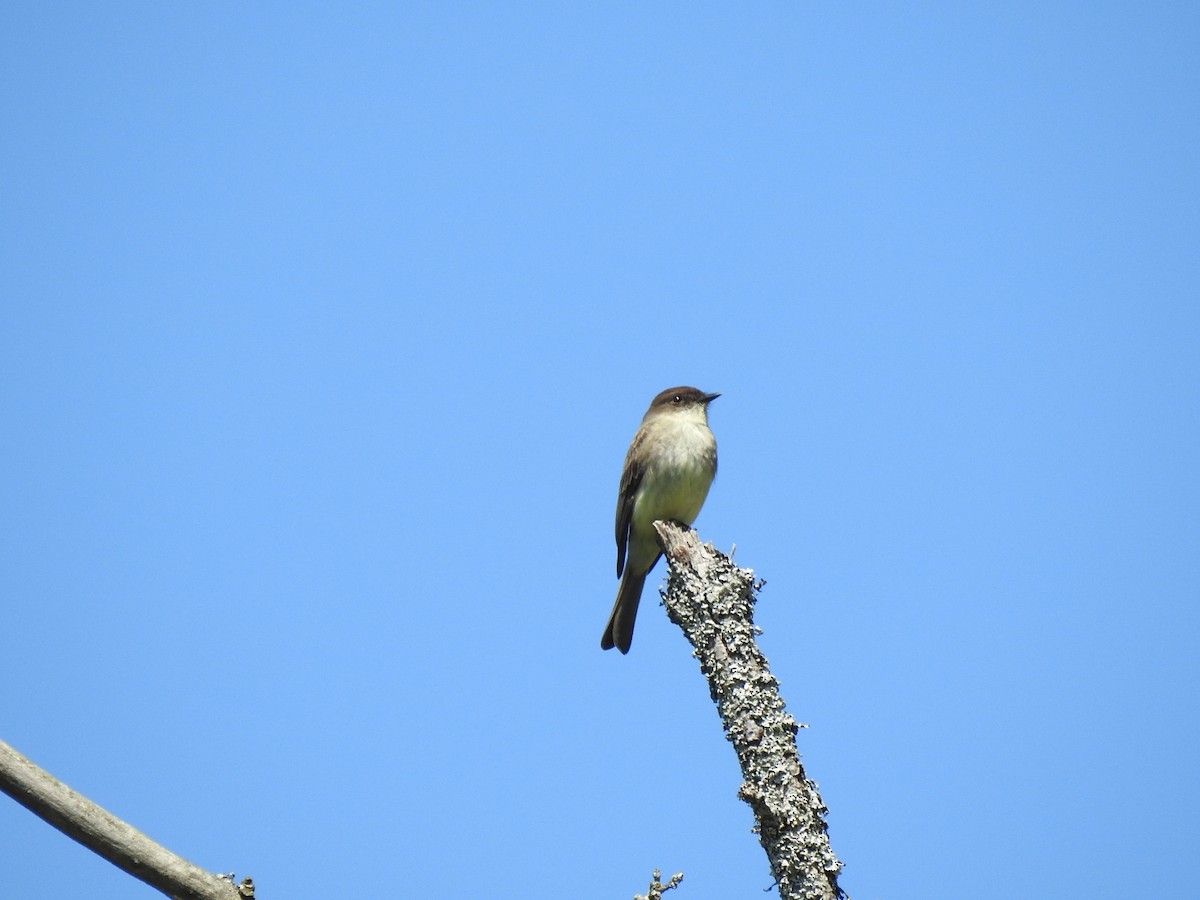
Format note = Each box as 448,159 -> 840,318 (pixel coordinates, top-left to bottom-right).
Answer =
634,867 -> 684,900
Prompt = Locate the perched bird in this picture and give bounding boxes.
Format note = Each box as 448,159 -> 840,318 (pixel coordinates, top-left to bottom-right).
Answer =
601,386 -> 719,653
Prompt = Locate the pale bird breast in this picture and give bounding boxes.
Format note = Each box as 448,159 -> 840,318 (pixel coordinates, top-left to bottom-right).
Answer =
632,421 -> 716,529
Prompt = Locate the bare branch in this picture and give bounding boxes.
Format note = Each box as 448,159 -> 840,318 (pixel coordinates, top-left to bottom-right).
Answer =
634,867 -> 684,900
652,521 -> 845,900
0,739 -> 249,900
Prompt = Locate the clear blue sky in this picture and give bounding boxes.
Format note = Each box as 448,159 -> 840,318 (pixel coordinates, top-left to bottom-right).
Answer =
3,4 -> 1197,898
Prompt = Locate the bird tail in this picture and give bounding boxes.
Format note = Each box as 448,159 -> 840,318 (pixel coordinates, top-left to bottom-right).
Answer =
600,568 -> 647,654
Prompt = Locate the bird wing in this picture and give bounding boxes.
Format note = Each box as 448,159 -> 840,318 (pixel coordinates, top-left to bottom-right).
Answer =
614,431 -> 646,578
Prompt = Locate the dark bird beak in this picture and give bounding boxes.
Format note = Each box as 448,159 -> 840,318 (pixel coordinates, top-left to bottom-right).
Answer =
703,392 -> 721,403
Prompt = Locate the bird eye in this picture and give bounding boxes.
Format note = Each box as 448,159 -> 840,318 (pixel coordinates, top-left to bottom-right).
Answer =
673,395 -> 682,403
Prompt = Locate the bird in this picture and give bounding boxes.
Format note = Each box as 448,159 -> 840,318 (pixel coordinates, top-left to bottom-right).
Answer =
601,386 -> 719,653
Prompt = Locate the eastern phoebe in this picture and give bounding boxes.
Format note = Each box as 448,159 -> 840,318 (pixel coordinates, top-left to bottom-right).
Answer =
601,386 -> 720,654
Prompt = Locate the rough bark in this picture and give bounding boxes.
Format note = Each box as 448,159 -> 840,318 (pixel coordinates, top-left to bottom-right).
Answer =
653,521 -> 845,900
0,739 -> 250,900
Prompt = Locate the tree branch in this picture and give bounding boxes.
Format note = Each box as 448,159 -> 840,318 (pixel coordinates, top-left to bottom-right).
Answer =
653,521 -> 845,900
0,739 -> 250,900
634,867 -> 684,900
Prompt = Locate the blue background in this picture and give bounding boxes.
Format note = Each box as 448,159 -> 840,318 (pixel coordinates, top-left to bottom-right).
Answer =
3,4 -> 1197,898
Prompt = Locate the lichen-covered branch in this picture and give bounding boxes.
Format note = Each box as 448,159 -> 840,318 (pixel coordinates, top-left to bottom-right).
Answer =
0,739 -> 251,900
633,868 -> 684,900
652,521 -> 845,900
